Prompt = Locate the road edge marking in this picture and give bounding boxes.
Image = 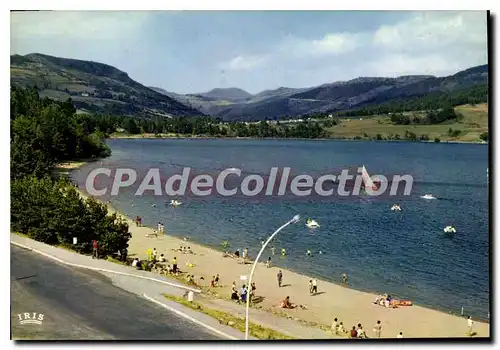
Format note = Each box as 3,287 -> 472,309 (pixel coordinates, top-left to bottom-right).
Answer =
10,240 -> 201,293
143,293 -> 240,340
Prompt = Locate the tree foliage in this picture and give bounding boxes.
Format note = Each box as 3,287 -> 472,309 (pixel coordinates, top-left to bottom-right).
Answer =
11,86 -> 111,180
11,86 -> 130,258
335,84 -> 488,117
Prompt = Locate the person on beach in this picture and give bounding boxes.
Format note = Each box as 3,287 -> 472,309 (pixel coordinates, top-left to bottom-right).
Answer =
277,270 -> 283,287
92,240 -> 99,259
135,216 -> 140,226
251,282 -> 256,296
187,246 -> 193,254
240,285 -> 248,303
132,258 -> 142,270
349,326 -> 358,338
342,273 -> 348,285
210,277 -> 216,288
311,279 -> 318,295
397,332 -> 403,339
231,284 -> 240,303
280,296 -> 293,309
338,322 -> 346,335
467,316 -> 473,336
373,320 -> 382,338
152,248 -> 158,261
357,324 -> 366,338
331,318 -> 338,334
172,257 -> 178,273
384,297 -> 391,308
234,249 -> 240,258
266,257 -> 272,268
159,253 -> 166,262
308,280 -> 313,294
243,248 -> 249,262
215,274 -> 220,286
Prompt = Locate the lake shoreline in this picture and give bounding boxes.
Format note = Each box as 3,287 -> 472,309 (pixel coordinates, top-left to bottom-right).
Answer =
109,133 -> 487,145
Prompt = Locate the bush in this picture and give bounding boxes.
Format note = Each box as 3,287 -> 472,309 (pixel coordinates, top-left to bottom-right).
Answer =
448,128 -> 462,138
376,133 -> 383,140
404,130 -> 417,141
434,138 -> 441,143
480,132 -> 488,142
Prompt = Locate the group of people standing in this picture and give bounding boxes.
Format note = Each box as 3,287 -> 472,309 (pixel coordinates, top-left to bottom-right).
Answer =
231,281 -> 257,303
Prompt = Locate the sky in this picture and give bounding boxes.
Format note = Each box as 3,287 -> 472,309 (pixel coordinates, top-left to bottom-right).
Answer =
10,11 -> 488,95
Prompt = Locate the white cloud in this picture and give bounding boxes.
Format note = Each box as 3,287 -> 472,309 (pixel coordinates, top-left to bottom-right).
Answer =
276,32 -> 365,60
10,11 -> 151,41
372,12 -> 487,52
302,32 -> 363,56
221,11 -> 487,79
224,55 -> 267,71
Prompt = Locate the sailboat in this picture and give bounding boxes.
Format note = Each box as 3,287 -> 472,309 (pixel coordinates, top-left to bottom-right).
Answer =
359,165 -> 379,194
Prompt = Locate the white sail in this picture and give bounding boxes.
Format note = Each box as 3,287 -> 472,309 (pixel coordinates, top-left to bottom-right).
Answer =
361,165 -> 375,189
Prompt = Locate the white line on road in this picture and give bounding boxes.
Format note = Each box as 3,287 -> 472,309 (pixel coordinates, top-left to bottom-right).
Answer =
142,293 -> 240,340
10,241 -> 201,293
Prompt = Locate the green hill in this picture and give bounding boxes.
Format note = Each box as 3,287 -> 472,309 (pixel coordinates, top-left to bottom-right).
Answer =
10,53 -> 204,118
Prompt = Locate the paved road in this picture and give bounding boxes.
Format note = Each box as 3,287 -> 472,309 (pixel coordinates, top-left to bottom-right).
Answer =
11,245 -> 221,340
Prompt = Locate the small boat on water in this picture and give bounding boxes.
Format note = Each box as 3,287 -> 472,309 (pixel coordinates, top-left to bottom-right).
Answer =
306,219 -> 320,228
391,204 -> 401,212
443,226 -> 457,233
421,194 -> 437,200
170,199 -> 182,206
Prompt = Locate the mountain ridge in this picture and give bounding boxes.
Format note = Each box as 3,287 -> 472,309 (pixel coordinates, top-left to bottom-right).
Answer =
11,53 -> 487,121
165,65 -> 488,121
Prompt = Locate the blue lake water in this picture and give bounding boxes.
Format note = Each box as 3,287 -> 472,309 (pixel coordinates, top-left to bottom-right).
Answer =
73,139 -> 490,320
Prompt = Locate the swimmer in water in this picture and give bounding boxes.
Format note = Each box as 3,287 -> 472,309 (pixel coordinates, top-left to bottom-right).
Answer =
271,246 -> 276,255
307,249 -> 312,256
281,248 -> 286,256
319,251 -> 323,255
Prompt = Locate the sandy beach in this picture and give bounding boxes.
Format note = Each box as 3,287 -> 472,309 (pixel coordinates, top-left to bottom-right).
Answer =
59,161 -> 490,338
125,224 -> 490,338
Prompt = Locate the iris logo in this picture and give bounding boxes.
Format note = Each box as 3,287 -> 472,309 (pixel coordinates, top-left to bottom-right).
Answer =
17,312 -> 44,325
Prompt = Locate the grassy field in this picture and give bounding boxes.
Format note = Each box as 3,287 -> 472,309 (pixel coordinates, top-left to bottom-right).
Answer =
325,104 -> 488,142
162,294 -> 295,340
